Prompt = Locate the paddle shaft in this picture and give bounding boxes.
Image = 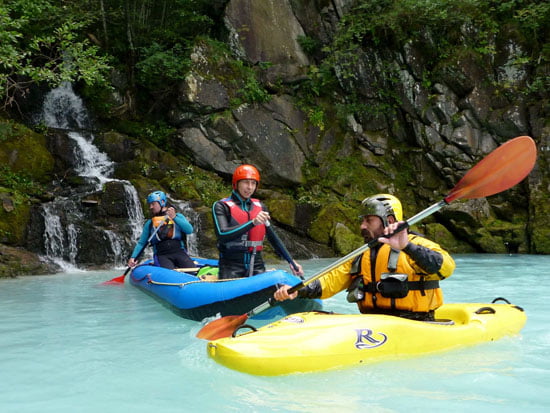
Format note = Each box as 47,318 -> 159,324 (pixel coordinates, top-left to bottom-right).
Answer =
265,221 -> 300,273
119,216 -> 170,277
247,199 -> 448,317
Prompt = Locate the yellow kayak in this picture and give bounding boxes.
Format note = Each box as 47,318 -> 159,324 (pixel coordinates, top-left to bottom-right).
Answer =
207,300 -> 526,375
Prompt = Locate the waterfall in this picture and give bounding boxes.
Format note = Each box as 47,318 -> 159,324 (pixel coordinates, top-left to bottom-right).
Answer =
41,83 -> 113,187
41,83 -> 91,130
169,199 -> 201,257
67,131 -> 114,185
40,199 -> 83,271
34,83 -> 200,269
123,184 -> 145,242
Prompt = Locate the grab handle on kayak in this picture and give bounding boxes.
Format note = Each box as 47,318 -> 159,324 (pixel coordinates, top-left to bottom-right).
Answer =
475,307 -> 496,314
232,324 -> 258,337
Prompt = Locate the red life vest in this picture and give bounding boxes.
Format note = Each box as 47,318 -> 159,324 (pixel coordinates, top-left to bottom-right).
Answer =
222,198 -> 266,251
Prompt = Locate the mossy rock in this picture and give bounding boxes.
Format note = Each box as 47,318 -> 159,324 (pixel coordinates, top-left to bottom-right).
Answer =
264,196 -> 295,227
531,228 -> 550,254
0,192 -> 31,245
126,178 -> 164,211
113,160 -> 145,181
475,228 -> 507,253
0,244 -> 58,277
160,176 -> 201,202
0,120 -> 54,183
418,222 -> 475,254
529,184 -> 550,253
309,202 -> 357,245
331,222 -> 363,255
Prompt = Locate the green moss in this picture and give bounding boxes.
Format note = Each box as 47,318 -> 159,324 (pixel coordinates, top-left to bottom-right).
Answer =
0,120 -> 54,183
0,121 -> 50,247
0,192 -> 31,245
531,228 -> 550,253
332,222 -> 363,255
529,178 -> 550,253
264,197 -> 296,227
419,222 -> 475,254
309,202 -> 358,245
475,228 -> 507,253
165,165 -> 229,206
321,156 -> 386,202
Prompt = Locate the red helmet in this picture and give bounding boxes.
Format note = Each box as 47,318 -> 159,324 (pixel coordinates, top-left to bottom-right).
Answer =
232,164 -> 260,188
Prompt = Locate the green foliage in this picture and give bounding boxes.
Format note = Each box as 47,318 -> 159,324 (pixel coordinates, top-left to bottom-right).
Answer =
297,35 -> 322,56
113,120 -> 175,148
94,0 -> 218,91
1,0 -> 222,109
135,43 -> 191,91
0,166 -> 43,196
294,65 -> 338,130
295,0 -> 549,121
0,0 -> 112,108
228,60 -> 271,106
235,75 -> 271,105
141,121 -> 176,148
167,164 -> 229,206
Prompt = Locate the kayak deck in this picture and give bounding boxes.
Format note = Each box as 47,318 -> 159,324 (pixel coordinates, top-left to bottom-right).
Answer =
207,301 -> 526,375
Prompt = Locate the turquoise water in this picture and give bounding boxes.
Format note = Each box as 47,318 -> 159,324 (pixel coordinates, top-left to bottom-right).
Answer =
1,254 -> 549,412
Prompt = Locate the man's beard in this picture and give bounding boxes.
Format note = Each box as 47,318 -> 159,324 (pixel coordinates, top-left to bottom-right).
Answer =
361,228 -> 374,243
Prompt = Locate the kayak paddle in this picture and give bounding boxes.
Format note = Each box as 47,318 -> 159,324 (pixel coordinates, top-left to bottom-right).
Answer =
196,135 -> 537,340
102,216 -> 170,285
265,221 -> 301,274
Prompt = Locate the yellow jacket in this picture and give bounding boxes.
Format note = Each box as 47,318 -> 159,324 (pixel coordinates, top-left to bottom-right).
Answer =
318,234 -> 455,313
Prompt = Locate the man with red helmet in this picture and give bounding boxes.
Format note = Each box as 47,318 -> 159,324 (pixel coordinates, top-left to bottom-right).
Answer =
212,164 -> 303,279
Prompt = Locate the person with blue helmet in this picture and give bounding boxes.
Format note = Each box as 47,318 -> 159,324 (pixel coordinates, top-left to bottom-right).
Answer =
127,191 -> 196,270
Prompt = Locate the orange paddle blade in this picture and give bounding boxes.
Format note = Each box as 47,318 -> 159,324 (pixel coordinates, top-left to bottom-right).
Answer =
196,314 -> 249,340
445,136 -> 537,203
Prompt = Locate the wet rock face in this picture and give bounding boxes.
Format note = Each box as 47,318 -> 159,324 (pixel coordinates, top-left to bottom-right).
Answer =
0,244 -> 59,278
3,0 -> 549,277
225,0 -> 309,77
166,0 -> 546,255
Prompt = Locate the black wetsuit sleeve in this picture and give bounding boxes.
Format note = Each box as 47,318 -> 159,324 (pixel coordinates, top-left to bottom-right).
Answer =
402,242 -> 443,274
212,200 -> 255,243
297,279 -> 322,299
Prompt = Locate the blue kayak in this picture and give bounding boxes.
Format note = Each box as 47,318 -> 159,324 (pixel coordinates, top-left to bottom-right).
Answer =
129,259 -> 322,321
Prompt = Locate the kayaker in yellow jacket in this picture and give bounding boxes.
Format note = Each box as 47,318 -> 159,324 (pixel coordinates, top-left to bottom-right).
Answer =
274,194 -> 456,321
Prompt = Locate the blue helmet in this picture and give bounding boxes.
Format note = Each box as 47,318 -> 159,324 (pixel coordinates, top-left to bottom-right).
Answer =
147,191 -> 166,207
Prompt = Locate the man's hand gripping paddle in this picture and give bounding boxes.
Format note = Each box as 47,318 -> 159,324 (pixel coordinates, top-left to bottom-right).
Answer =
195,136 -> 537,340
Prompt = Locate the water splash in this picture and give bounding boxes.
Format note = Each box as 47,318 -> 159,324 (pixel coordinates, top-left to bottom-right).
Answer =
40,82 -> 91,130
68,131 -> 114,184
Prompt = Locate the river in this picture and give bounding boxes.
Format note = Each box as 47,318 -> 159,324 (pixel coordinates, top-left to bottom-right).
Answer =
1,254 -> 549,412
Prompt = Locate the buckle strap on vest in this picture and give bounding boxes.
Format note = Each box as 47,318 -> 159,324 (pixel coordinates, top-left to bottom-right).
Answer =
364,279 -> 440,293
224,236 -> 264,250
244,241 -> 263,247
388,248 -> 400,272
